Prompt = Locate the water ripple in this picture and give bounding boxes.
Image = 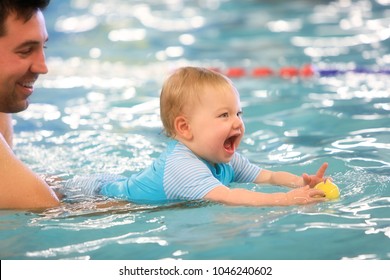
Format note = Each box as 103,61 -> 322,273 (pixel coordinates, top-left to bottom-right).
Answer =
4,0 -> 389,260
25,225 -> 167,259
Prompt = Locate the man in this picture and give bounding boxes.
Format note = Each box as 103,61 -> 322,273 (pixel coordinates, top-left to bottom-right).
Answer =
0,0 -> 60,209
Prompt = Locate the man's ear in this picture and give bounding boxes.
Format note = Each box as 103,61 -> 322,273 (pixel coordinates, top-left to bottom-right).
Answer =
174,116 -> 192,140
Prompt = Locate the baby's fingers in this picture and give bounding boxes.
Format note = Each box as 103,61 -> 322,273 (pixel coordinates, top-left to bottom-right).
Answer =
316,162 -> 328,178
309,188 -> 326,198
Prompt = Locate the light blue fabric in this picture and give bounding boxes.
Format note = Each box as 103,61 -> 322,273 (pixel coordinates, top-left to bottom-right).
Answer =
66,140 -> 262,203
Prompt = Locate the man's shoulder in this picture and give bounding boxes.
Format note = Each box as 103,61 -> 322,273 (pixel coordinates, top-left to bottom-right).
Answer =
0,113 -> 13,147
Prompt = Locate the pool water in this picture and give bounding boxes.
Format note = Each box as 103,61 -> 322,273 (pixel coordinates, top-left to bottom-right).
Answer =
1,0 -> 390,260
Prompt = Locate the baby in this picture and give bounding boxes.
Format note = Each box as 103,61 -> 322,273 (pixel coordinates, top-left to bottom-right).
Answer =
66,66 -> 327,206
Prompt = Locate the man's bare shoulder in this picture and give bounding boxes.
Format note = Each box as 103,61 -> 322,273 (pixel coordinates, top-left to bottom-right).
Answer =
0,113 -> 13,147
0,131 -> 60,209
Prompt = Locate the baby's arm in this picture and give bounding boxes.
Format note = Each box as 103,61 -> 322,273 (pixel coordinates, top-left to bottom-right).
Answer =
204,185 -> 325,207
254,162 -> 328,188
203,162 -> 329,206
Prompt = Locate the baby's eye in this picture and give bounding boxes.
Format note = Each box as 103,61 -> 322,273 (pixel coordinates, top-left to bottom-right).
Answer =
237,111 -> 243,117
219,112 -> 229,118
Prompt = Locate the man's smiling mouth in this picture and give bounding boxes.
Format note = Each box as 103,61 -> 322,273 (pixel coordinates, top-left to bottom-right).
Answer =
17,81 -> 35,89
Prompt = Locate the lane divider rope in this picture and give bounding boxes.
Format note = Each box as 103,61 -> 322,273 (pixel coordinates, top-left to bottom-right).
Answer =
207,64 -> 390,78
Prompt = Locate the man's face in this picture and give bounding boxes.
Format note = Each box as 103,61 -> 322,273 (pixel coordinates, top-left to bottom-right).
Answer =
0,10 -> 48,113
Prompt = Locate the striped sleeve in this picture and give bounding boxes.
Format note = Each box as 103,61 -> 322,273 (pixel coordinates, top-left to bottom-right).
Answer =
230,153 -> 262,183
164,145 -> 222,200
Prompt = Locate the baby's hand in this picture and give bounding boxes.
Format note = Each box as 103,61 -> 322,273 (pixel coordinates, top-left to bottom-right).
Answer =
302,162 -> 329,188
286,185 -> 326,205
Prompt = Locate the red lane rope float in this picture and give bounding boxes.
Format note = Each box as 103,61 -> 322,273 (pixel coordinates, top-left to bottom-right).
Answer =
213,64 -> 315,78
208,64 -> 389,79
225,67 -> 246,78
278,66 -> 300,78
252,67 -> 275,77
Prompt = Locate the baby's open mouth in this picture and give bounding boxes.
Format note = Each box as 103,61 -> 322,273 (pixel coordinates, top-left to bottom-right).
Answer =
224,135 -> 238,153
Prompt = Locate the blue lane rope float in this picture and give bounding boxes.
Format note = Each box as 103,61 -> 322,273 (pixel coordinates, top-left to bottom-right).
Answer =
208,64 -> 390,78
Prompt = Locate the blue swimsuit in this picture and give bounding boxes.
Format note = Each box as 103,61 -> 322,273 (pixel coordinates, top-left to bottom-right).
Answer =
65,140 -> 261,203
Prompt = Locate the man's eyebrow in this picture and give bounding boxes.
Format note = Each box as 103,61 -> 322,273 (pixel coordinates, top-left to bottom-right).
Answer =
14,38 -> 48,49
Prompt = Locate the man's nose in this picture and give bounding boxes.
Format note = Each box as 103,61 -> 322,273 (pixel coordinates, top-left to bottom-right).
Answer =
30,50 -> 48,74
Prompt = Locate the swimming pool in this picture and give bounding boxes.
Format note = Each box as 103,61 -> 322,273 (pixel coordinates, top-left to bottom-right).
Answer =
1,0 -> 389,260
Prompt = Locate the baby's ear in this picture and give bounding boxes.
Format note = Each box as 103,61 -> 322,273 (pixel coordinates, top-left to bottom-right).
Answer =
174,116 -> 192,140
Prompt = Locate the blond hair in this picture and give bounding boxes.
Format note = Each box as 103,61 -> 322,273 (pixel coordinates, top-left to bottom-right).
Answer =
160,66 -> 234,138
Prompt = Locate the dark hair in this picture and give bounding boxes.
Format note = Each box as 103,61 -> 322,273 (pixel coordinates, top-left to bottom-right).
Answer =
0,0 -> 50,36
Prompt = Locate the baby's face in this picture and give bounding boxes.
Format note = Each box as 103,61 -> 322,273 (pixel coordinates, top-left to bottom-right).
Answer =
187,85 -> 244,164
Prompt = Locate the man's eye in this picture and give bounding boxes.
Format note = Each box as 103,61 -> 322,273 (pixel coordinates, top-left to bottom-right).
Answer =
18,48 -> 33,55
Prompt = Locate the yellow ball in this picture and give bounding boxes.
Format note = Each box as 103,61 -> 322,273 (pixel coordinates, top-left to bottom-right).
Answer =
314,179 -> 340,199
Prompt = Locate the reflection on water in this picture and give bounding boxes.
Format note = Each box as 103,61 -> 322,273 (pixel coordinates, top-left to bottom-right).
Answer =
3,0 -> 390,260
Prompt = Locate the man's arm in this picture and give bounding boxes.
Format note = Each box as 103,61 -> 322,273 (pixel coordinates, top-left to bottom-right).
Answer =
0,113 -> 13,147
0,134 -> 60,210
